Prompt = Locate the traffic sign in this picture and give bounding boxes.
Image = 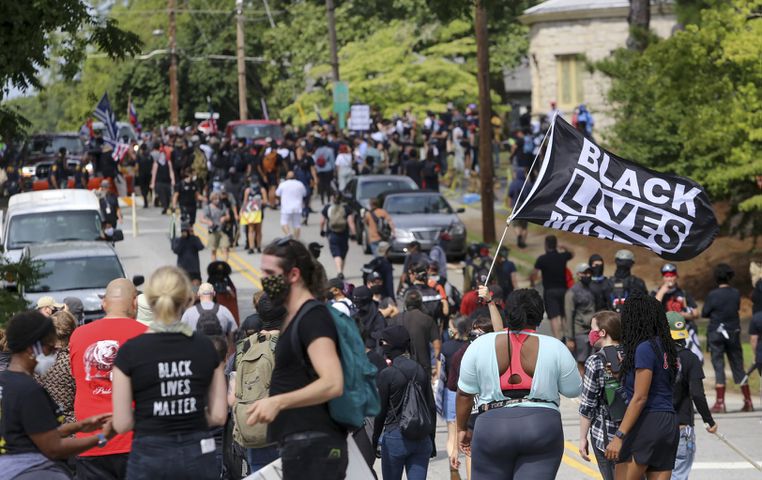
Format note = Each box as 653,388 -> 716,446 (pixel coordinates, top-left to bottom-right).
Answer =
333,81 -> 349,129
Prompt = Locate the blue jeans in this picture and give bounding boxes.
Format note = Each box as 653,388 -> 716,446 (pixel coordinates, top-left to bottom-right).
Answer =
381,427 -> 432,480
671,427 -> 695,480
126,431 -> 220,480
370,241 -> 380,257
246,445 -> 280,474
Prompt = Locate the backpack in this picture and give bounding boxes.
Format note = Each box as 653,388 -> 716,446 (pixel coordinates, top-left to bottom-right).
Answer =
328,204 -> 348,233
595,351 -> 627,423
291,300 -> 381,429
233,333 -> 279,448
316,154 -> 327,168
262,151 -> 278,174
196,304 -> 223,336
369,209 -> 392,241
395,366 -> 435,440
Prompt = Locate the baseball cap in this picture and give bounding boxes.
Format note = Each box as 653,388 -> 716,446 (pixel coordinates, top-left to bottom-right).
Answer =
377,241 -> 391,256
667,311 -> 688,340
368,271 -> 382,282
198,282 -> 215,295
575,262 -> 593,274
615,249 -> 634,261
37,296 -> 65,310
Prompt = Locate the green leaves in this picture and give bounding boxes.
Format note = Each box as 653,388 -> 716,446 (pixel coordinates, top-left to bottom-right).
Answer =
598,0 -> 761,231
0,256 -> 45,326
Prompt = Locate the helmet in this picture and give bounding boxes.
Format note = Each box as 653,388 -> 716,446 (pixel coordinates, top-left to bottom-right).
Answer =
467,243 -> 480,258
615,249 -> 634,261
661,263 -> 678,275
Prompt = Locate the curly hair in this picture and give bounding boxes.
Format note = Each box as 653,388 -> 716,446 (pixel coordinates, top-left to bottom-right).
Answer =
620,294 -> 678,379
504,289 -> 545,330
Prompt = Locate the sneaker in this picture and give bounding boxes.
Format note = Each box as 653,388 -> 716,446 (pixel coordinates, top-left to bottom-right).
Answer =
247,249 -> 254,254
337,273 -> 344,281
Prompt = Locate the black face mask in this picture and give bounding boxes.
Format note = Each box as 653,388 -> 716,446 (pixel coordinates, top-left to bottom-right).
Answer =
261,274 -> 290,305
580,276 -> 592,286
591,265 -> 604,277
370,285 -> 383,295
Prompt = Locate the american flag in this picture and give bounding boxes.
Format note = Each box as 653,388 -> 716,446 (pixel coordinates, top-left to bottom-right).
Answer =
128,97 -> 141,133
112,143 -> 131,162
93,93 -> 119,146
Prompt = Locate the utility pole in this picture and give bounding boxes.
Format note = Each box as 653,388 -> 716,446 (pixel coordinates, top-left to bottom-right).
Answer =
236,0 -> 248,120
475,0 -> 495,244
326,0 -> 340,81
168,0 -> 179,125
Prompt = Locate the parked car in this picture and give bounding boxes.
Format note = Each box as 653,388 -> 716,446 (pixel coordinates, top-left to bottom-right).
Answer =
382,191 -> 467,261
224,120 -> 284,145
0,189 -> 120,264
22,241 -> 143,323
342,175 -> 419,249
19,133 -> 87,187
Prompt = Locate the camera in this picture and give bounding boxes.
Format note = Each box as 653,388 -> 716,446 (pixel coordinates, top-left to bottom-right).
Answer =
208,224 -> 220,234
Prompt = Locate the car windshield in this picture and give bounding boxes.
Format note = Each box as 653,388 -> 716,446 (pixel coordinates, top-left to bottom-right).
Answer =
29,136 -> 84,155
233,124 -> 284,141
385,195 -> 454,215
7,211 -> 102,249
358,180 -> 416,200
28,256 -> 124,293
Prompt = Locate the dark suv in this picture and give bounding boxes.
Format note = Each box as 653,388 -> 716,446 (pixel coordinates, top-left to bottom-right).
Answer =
20,133 -> 86,187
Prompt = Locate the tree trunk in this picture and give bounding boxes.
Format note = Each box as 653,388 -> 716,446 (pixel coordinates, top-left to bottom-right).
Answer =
627,0 -> 651,51
475,0 -> 496,245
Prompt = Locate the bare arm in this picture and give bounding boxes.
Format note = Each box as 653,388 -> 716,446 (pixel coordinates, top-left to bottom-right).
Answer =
247,337 -> 343,425
111,367 -> 135,434
150,162 -> 158,188
479,286 -> 504,332
227,372 -> 237,407
206,363 -> 228,427
752,334 -> 759,354
578,416 -> 593,461
530,268 -> 539,287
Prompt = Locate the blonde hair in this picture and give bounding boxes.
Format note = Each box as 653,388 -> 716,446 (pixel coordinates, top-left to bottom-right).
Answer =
146,266 -> 194,325
51,310 -> 77,346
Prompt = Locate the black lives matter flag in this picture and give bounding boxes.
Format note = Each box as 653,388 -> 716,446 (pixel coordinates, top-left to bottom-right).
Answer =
511,117 -> 718,261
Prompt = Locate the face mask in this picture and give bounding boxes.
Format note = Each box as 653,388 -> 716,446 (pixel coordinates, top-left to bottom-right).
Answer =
580,276 -> 592,286
261,274 -> 290,305
591,265 -> 604,277
32,342 -> 56,377
429,275 -> 440,284
588,329 -> 602,347
370,285 -> 383,295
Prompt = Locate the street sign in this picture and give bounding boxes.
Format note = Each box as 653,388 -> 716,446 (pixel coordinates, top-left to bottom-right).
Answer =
348,104 -> 371,131
194,112 -> 220,120
333,81 -> 349,129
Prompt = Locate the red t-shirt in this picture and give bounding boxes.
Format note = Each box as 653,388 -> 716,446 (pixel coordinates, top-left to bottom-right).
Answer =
460,290 -> 480,317
69,317 -> 148,456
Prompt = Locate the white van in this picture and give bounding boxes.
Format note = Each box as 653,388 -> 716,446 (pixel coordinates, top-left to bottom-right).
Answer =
0,189 -> 121,263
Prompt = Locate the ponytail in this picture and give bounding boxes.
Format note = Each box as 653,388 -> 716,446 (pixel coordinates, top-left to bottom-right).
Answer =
146,266 -> 194,325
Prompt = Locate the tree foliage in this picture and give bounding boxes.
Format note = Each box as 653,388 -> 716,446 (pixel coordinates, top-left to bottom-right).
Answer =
597,0 -> 762,236
4,0 -> 531,133
0,0 -> 141,138
0,257 -> 44,326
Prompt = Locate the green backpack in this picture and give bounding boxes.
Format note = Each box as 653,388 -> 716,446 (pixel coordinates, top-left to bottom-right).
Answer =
233,332 -> 279,448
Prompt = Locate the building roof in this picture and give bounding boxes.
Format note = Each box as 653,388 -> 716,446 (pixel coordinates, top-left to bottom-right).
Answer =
521,0 -> 672,24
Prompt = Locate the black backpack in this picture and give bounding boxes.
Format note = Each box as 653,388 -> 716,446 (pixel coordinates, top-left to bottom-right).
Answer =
395,366 -> 434,441
196,304 -> 223,336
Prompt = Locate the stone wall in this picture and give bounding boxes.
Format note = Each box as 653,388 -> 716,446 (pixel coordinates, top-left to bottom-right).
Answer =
528,13 -> 676,135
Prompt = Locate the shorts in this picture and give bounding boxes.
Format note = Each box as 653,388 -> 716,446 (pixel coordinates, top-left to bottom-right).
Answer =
280,211 -> 301,229
544,287 -> 566,318
208,231 -> 230,250
442,388 -> 457,422
574,332 -> 593,362
618,410 -> 678,472
328,233 -> 349,259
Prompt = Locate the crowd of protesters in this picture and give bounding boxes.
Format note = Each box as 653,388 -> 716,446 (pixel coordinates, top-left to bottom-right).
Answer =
1,101 -> 762,480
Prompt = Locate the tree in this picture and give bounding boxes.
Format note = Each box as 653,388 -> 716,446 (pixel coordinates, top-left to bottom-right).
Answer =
627,0 -> 651,51
0,257 -> 44,325
597,0 -> 762,238
0,0 -> 141,139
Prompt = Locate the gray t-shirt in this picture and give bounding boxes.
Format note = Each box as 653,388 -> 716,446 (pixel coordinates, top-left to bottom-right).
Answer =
180,301 -> 237,334
204,203 -> 226,227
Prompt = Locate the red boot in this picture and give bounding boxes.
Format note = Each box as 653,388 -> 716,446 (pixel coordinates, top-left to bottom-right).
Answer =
711,386 -> 726,413
741,385 -> 755,412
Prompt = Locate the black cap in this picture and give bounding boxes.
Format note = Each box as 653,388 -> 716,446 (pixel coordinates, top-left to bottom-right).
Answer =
589,254 -> 603,265
327,278 -> 344,291
380,325 -> 411,351
353,286 -> 372,303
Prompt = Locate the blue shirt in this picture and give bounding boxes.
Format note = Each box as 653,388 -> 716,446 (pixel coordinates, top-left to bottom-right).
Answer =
458,331 -> 581,411
623,338 -> 675,413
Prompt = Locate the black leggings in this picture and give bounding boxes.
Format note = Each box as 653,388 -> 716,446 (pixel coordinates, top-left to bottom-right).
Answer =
471,407 -> 563,480
708,328 -> 745,384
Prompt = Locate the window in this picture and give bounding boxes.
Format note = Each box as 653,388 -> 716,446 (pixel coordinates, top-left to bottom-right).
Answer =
556,55 -> 585,108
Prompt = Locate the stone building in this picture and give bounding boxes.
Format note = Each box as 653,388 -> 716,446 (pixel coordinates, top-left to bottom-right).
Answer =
520,0 -> 676,133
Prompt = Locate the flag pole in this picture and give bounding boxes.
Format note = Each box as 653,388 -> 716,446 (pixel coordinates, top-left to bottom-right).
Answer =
706,426 -> 762,472
485,114 -> 557,285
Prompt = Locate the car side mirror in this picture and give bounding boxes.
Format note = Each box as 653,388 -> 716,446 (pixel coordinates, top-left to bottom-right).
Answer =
456,207 -> 465,213
111,229 -> 125,242
132,275 -> 145,287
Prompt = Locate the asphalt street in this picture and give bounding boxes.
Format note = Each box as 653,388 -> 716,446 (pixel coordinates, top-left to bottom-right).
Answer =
116,195 -> 762,480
